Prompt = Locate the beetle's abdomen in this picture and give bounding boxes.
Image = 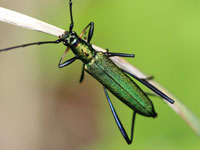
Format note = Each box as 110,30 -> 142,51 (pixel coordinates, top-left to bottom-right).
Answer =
85,52 -> 157,117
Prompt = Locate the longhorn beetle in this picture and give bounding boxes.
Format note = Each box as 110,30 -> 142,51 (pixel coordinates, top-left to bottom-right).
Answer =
0,0 -> 174,145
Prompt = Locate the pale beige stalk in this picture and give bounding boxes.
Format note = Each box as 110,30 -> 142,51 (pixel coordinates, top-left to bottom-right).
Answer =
0,6 -> 199,136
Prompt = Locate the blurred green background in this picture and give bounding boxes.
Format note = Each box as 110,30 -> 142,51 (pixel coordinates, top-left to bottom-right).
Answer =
0,0 -> 200,150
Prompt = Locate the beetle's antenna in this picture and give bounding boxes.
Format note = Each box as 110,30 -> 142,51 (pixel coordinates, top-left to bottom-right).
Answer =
69,0 -> 74,32
0,39 -> 62,52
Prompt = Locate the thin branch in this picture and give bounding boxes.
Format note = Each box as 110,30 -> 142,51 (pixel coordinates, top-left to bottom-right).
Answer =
0,6 -> 200,136
0,7 -> 64,36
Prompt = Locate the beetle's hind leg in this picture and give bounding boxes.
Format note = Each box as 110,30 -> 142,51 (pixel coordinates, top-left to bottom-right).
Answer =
122,69 -> 174,104
103,86 -> 136,144
143,76 -> 154,80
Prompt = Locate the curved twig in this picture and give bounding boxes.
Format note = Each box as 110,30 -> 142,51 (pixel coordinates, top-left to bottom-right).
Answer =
0,6 -> 200,136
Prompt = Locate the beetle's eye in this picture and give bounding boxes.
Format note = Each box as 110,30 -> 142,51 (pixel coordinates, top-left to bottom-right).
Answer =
71,32 -> 76,37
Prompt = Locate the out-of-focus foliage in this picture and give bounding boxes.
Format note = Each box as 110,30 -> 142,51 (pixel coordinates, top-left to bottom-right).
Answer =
0,0 -> 199,150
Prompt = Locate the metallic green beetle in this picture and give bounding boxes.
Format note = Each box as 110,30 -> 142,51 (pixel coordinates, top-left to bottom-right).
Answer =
0,0 -> 174,145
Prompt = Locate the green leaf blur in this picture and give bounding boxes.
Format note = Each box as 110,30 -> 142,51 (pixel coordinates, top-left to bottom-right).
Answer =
0,0 -> 199,150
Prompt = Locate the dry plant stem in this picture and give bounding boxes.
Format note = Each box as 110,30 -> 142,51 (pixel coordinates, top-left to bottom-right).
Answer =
0,7 -> 200,136
0,7 -> 64,36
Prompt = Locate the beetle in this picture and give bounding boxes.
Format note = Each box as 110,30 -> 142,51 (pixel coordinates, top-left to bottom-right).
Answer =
0,0 -> 174,144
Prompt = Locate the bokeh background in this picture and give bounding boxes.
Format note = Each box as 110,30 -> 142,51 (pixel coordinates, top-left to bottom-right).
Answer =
0,0 -> 200,150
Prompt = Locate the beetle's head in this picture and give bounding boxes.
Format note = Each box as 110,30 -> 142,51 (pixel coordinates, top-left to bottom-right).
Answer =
60,31 -> 79,47
59,1 -> 79,47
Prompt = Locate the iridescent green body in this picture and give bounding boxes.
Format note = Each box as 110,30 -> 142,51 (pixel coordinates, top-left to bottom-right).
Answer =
85,52 -> 156,117
61,31 -> 156,117
0,0 -> 174,144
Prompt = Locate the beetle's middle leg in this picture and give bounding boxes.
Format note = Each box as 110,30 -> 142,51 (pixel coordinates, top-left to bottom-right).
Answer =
79,64 -> 85,83
107,52 -> 135,58
104,49 -> 135,58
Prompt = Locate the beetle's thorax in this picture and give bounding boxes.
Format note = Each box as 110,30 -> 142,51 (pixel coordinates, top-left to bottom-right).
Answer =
60,31 -> 95,63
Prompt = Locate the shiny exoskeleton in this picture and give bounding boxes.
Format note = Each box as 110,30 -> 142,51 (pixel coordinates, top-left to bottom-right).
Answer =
0,0 -> 174,145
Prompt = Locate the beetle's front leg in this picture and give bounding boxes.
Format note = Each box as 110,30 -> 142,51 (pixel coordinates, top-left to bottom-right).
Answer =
79,22 -> 94,43
58,56 -> 78,68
